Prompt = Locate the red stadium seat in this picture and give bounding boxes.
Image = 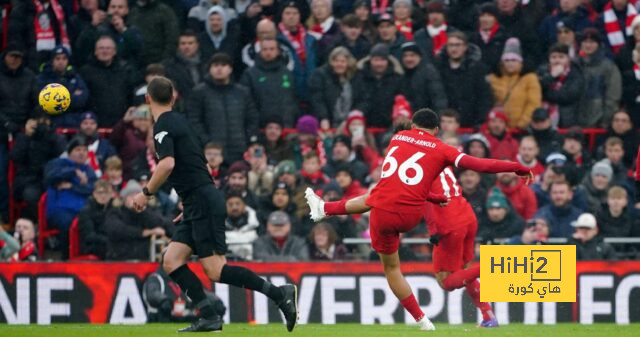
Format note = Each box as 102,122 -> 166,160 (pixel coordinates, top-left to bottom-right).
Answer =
37,192 -> 59,258
68,217 -> 99,261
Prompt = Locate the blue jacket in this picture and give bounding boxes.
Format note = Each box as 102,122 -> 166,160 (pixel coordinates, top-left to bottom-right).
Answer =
277,32 -> 317,101
44,158 -> 97,218
534,204 -> 582,238
37,64 -> 90,113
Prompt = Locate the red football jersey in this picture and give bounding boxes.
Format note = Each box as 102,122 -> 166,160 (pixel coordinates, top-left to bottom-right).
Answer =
366,129 -> 465,214
425,166 -> 476,234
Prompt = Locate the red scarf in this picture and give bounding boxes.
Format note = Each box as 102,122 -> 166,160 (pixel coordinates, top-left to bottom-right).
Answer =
279,22 -> 307,65
427,23 -> 447,56
371,0 -> 389,15
634,64 -> 640,80
480,22 -> 500,44
603,1 -> 637,54
395,20 -> 413,41
33,0 -> 70,52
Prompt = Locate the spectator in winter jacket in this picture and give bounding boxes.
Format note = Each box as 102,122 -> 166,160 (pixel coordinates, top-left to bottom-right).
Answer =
576,28 -> 622,127
470,3 -> 508,72
527,108 -> 564,162
375,13 -> 406,61
240,38 -> 300,127
77,180 -> 115,259
37,46 -> 89,127
595,110 -> 639,168
198,6 -> 241,63
308,222 -> 349,260
352,43 -> 405,128
225,190 -> 259,261
400,41 -> 448,113
78,112 -> 116,177
488,38 -> 542,129
11,114 -> 66,221
323,135 -> 369,184
537,0 -> 592,51
460,168 -> 487,219
495,171 -> 538,221
413,1 -> 456,62
262,114 -> 293,164
596,186 -> 637,238
187,53 -> 258,163
482,108 -> 519,161
109,105 -> 152,180
477,188 -> 525,243
569,213 -> 617,260
73,0 -> 143,69
277,1 -> 317,101
436,31 -> 493,128
253,210 -> 309,261
129,0 -> 179,65
309,47 -> 358,129
534,181 -> 582,237
517,136 -> 545,183
306,0 -> 340,63
163,30 -> 208,112
80,36 -> 140,127
536,43 -> 585,128
104,180 -> 173,261
329,14 -> 372,60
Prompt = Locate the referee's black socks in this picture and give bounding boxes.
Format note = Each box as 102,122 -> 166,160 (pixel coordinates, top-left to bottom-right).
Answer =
169,264 -> 217,319
220,265 -> 285,303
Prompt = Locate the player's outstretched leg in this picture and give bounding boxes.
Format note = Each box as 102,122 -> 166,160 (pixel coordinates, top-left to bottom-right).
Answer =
201,254 -> 299,332
163,242 -> 223,332
379,252 -> 435,331
465,280 -> 497,328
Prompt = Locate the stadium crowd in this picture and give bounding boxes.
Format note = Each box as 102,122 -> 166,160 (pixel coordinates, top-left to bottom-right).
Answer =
1,0 -> 640,262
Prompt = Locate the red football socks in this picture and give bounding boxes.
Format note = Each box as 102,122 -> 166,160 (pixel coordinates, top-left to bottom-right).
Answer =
324,200 -> 347,215
400,294 -> 425,322
465,279 -> 493,320
442,265 -> 480,291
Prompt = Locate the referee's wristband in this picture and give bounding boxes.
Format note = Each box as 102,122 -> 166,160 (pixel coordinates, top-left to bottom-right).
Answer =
142,187 -> 154,197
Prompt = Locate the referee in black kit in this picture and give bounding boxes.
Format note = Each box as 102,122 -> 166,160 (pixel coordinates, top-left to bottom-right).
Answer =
132,77 -> 298,332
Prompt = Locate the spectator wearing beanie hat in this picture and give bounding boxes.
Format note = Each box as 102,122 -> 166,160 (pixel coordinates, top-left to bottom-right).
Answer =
470,3 -> 509,71
262,114 -> 293,164
292,115 -> 332,168
482,107 -> 519,160
575,27 -> 622,128
323,134 -> 369,183
352,43 -> 405,128
400,41 -> 448,112
413,0 -> 455,60
536,42 -> 585,128
488,37 -> 542,129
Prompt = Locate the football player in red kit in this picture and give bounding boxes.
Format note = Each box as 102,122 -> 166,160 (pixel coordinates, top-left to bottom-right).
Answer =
306,109 -> 532,330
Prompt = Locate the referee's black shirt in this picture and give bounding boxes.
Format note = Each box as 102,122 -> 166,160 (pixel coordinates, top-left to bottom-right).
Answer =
153,110 -> 212,198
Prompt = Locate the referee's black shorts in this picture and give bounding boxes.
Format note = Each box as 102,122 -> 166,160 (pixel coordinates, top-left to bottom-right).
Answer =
172,184 -> 227,258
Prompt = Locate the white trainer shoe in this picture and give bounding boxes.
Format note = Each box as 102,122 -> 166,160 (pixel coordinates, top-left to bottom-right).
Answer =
305,187 -> 326,222
418,316 -> 436,331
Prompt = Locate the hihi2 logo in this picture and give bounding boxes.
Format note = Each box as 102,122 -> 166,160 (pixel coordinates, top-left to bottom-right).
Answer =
480,246 -> 576,302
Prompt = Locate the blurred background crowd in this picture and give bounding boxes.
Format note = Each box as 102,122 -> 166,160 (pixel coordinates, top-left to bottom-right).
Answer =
1,0 -> 640,263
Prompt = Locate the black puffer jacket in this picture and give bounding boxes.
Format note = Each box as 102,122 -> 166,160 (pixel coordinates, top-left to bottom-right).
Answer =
435,52 -> 493,128
352,57 -> 404,128
308,64 -> 355,126
402,60 -> 448,112
0,55 -> 38,144
79,58 -> 141,127
240,55 -> 300,127
536,61 -> 585,128
186,76 -> 258,163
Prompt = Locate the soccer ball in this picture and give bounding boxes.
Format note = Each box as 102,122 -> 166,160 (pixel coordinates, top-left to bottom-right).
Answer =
39,83 -> 71,115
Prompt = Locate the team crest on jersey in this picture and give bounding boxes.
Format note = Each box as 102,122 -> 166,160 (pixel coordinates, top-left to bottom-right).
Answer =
154,131 -> 168,144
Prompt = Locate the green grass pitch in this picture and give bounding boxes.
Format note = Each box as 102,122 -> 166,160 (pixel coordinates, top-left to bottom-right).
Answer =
3,323 -> 640,337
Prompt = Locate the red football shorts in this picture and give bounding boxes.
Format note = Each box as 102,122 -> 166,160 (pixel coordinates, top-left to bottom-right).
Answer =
369,207 -> 424,254
432,218 -> 477,273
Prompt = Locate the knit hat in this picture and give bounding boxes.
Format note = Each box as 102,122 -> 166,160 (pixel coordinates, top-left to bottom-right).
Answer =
228,160 -> 250,176
579,27 -> 602,45
296,115 -> 319,135
401,41 -> 422,56
120,179 -> 143,198
426,0 -> 446,14
67,135 -> 87,153
486,188 -> 509,209
346,110 -> 366,130
370,43 -> 390,58
488,107 -> 509,123
501,38 -> 523,62
479,2 -> 499,18
393,0 -> 412,9
275,160 -> 296,177
333,134 -> 352,151
591,160 -> 613,180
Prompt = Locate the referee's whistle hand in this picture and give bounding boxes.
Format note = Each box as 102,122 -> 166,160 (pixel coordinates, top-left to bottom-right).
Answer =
132,192 -> 148,212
